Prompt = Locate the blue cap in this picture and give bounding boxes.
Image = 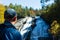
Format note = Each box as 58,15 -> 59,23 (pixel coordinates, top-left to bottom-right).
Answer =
4,9 -> 16,19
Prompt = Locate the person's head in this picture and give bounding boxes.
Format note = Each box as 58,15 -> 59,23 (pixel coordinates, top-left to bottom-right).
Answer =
4,8 -> 17,24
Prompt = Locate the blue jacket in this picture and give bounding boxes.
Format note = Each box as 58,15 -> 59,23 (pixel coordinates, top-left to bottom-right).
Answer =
0,21 -> 22,40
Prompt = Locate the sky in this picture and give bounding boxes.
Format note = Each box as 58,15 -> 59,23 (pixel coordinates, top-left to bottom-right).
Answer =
0,0 -> 54,9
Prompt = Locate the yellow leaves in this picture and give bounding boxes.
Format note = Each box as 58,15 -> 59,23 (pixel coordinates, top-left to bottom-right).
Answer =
0,4 -> 5,11
0,4 -> 5,24
49,20 -> 60,35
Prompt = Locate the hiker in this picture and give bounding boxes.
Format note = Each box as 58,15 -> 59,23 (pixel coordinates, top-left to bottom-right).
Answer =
0,9 -> 22,40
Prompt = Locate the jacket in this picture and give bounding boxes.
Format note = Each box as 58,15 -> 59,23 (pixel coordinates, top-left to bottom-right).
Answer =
0,21 -> 22,40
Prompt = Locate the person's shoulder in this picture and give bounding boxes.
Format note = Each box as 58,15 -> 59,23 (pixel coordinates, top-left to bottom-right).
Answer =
0,28 -> 22,40
1,27 -> 22,40
0,24 -> 22,40
0,24 -> 5,27
6,28 -> 22,40
6,28 -> 21,35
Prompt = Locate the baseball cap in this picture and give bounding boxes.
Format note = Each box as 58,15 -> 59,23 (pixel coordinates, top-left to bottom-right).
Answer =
4,8 -> 16,19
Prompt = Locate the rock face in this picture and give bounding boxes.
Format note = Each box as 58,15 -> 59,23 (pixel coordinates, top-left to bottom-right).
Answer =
14,17 -> 34,30
14,16 -> 34,39
14,17 -> 27,30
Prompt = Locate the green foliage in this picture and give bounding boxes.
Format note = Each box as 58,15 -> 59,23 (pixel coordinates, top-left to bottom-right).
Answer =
40,0 -> 60,36
40,0 -> 50,9
5,3 -> 42,19
9,3 -> 14,8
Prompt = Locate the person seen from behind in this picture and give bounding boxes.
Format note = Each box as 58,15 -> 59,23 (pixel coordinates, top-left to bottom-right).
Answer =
0,8 -> 22,40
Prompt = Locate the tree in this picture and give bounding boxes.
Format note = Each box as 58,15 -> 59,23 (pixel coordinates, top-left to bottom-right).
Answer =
40,0 -> 60,37
9,3 -> 14,8
29,7 -> 35,16
40,0 -> 50,9
0,4 -> 5,24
